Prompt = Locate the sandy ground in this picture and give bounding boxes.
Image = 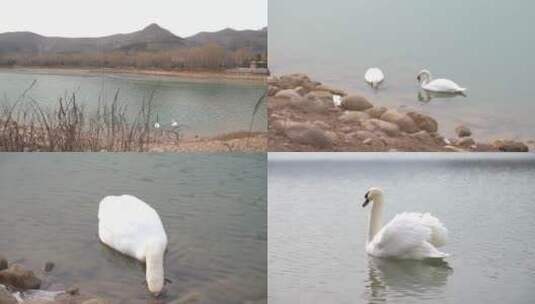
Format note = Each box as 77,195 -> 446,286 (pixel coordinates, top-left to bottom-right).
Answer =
149,132 -> 267,152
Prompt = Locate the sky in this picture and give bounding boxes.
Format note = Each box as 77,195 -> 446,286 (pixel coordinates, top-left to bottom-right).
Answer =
0,0 -> 267,37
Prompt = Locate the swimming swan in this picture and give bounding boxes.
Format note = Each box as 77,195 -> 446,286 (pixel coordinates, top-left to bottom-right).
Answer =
98,195 -> 168,296
362,187 -> 449,260
417,69 -> 466,94
365,68 -> 385,89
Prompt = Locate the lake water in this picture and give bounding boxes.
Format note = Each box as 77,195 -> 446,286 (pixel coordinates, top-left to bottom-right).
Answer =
268,153 -> 535,304
0,69 -> 267,137
0,153 -> 267,304
269,0 -> 535,140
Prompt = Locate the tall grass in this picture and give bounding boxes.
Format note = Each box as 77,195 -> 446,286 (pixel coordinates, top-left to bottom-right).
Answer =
0,85 -> 168,152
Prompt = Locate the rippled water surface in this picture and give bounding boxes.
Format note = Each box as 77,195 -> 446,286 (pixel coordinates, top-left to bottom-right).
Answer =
269,0 -> 535,140
0,69 -> 266,136
268,153 -> 535,304
0,153 -> 267,304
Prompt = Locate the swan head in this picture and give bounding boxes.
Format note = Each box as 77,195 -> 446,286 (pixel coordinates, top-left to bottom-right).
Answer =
416,69 -> 432,84
145,240 -> 166,296
362,187 -> 384,207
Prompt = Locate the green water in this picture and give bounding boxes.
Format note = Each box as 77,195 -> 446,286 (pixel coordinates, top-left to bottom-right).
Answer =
0,69 -> 267,137
0,153 -> 267,304
269,0 -> 535,140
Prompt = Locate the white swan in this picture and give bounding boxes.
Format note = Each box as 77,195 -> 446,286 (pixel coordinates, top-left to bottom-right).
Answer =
98,195 -> 168,296
365,68 -> 385,89
362,187 -> 449,260
417,69 -> 466,93
171,120 -> 179,127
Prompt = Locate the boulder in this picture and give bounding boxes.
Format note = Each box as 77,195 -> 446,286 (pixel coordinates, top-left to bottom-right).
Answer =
365,106 -> 388,119
267,86 -> 280,97
411,130 -> 434,143
284,122 -> 335,148
305,90 -> 333,102
0,257 -> 6,271
341,95 -> 373,111
457,137 -> 475,147
82,299 -> 111,304
338,111 -> 370,123
0,264 -> 41,290
275,89 -> 302,100
278,74 -> 319,91
380,109 -> 419,133
362,119 -> 401,137
0,285 -> 17,304
407,112 -> 438,133
455,125 -> 472,137
43,262 -> 55,273
312,120 -> 331,130
313,84 -> 347,96
289,98 -> 329,113
493,140 -> 529,152
267,76 -> 279,86
294,86 -> 306,96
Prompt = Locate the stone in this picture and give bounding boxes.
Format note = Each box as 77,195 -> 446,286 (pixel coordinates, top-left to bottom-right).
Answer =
444,145 -> 465,152
455,125 -> 472,137
275,89 -> 302,100
290,98 -> 329,113
457,137 -> 475,147
294,86 -> 306,96
0,264 -> 41,290
493,140 -> 529,152
380,109 -> 419,133
82,299 -> 111,304
0,285 -> 17,304
407,112 -> 438,133
411,130 -> 434,143
66,286 -> 79,295
267,86 -> 279,97
43,262 -> 54,273
365,106 -> 388,119
354,130 -> 378,140
0,257 -> 6,271
338,111 -> 370,123
305,90 -> 333,102
312,120 -> 330,129
284,122 -> 335,148
314,84 -> 347,96
362,119 -> 401,137
341,95 -> 373,111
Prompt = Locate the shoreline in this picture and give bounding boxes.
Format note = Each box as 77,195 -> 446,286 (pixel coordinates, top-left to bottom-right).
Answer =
0,66 -> 268,83
268,73 -> 531,152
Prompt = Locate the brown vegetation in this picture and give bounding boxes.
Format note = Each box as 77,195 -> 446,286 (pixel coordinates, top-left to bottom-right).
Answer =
0,44 -> 266,70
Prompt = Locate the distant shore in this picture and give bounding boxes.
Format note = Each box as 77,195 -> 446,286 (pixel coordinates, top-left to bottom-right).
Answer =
0,66 -> 268,82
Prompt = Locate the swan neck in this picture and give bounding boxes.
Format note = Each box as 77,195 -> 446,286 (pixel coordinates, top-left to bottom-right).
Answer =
146,245 -> 165,295
368,197 -> 384,243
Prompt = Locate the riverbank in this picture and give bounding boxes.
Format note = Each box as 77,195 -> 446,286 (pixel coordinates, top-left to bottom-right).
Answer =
148,131 -> 267,152
0,66 -> 267,83
268,74 -> 530,152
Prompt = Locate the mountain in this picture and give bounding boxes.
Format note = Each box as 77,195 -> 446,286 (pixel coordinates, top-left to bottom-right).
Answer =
0,24 -> 266,55
186,27 -> 267,54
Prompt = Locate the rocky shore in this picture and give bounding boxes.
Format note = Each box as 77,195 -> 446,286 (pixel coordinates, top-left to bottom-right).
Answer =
0,255 -> 107,304
268,74 -> 530,152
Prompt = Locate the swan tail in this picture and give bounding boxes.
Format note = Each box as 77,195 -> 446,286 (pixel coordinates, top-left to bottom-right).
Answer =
457,87 -> 467,93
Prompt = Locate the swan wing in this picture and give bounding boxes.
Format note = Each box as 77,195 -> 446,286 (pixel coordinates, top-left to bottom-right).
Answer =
369,212 -> 448,259
98,195 -> 167,261
423,79 -> 465,93
419,213 -> 448,247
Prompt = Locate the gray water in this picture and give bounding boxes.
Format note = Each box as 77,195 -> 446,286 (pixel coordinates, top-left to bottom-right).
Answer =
0,69 -> 267,137
268,153 -> 535,304
269,0 -> 535,140
0,153 -> 267,304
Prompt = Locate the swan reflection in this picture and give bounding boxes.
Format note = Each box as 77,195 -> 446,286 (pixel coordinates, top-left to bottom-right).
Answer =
418,90 -> 466,103
364,257 -> 453,303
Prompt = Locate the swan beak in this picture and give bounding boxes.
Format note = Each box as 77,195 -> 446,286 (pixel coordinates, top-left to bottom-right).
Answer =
362,198 -> 370,207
